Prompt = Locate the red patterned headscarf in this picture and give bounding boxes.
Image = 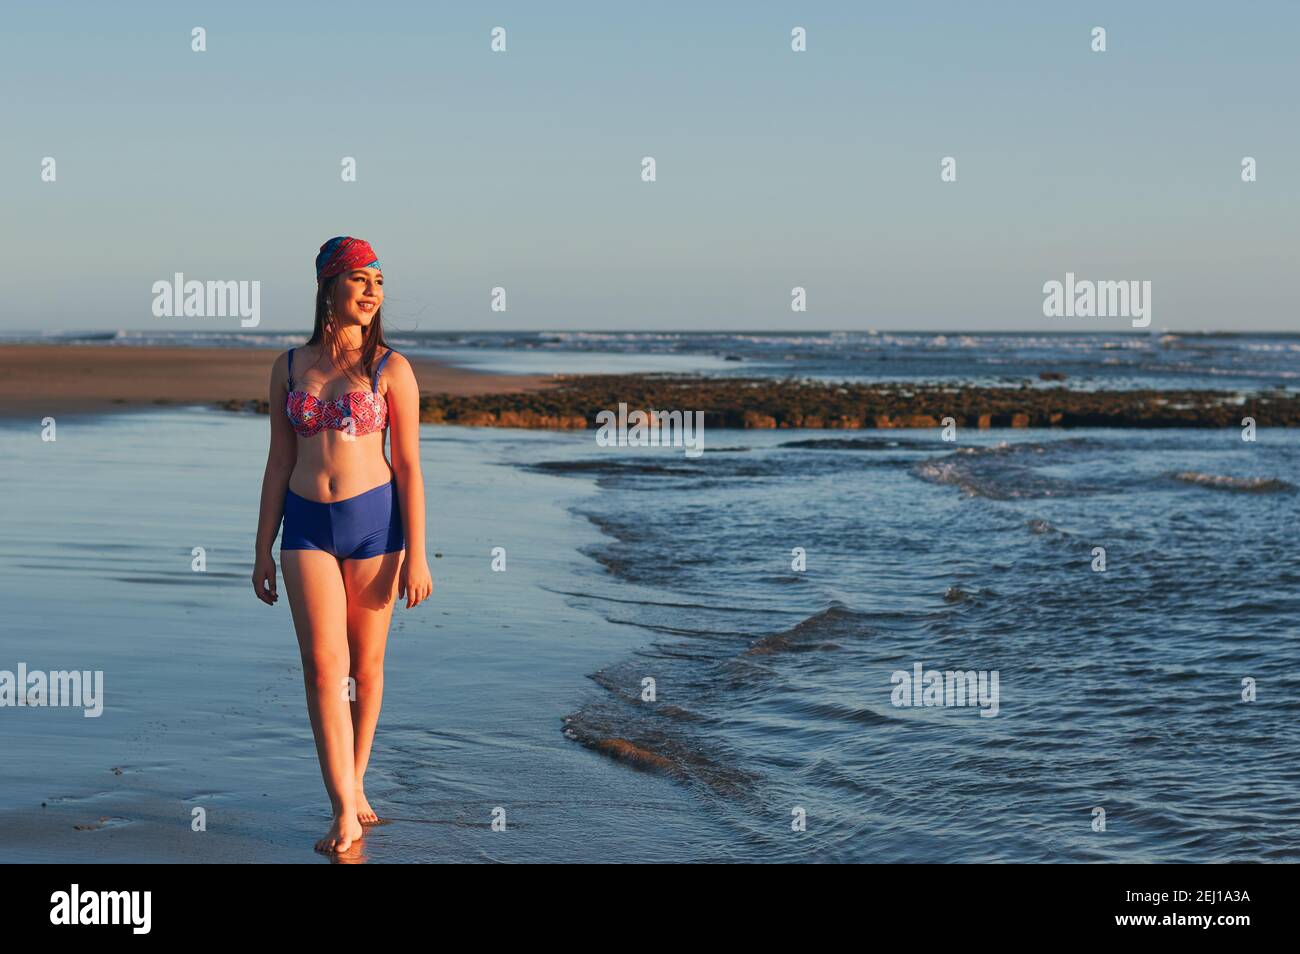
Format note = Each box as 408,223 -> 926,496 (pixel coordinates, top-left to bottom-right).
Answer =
315,236 -> 381,283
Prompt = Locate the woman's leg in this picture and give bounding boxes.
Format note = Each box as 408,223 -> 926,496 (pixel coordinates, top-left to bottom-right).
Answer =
281,548 -> 364,853
341,550 -> 402,825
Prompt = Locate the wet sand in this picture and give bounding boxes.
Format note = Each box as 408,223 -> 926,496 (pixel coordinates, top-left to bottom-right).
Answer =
0,411 -> 729,863
0,344 -> 557,418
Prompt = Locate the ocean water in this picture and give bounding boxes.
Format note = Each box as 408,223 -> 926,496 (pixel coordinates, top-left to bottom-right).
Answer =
9,329 -> 1300,391
520,427 -> 1300,862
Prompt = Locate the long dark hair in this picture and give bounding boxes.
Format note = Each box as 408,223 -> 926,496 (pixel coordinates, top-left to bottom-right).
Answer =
303,274 -> 390,389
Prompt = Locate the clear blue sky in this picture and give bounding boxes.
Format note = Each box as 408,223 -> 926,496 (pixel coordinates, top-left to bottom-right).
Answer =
2,0 -> 1296,333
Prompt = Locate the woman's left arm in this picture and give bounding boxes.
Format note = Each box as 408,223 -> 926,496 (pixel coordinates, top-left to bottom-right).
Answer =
386,353 -> 432,608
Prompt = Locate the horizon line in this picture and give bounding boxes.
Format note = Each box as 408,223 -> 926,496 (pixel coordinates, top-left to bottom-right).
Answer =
5,327 -> 1299,338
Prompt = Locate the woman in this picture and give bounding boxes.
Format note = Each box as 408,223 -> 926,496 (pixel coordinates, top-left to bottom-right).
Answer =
251,236 -> 433,855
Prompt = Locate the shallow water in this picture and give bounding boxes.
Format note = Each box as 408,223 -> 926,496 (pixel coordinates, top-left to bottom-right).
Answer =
524,427 -> 1300,862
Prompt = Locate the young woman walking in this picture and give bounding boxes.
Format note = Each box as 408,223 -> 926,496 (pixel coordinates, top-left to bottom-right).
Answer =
252,236 -> 432,854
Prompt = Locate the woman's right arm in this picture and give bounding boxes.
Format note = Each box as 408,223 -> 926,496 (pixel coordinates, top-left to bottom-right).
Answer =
252,351 -> 297,605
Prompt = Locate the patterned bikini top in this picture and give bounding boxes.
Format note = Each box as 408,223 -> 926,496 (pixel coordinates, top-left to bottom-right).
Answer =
285,347 -> 395,438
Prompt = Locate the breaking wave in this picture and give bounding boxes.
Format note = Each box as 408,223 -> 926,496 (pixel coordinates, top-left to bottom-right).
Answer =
1169,471 -> 1295,493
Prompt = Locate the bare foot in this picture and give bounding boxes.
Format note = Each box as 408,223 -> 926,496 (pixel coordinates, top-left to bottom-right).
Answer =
315,812 -> 364,854
356,786 -> 379,826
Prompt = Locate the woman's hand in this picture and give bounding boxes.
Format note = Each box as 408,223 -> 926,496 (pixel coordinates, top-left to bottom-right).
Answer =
252,552 -> 279,605
398,553 -> 433,609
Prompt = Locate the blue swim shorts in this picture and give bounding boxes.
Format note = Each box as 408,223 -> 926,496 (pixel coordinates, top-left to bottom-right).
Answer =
281,479 -> 405,561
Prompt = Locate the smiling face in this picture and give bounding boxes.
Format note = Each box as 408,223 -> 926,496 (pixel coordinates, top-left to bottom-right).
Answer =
331,267 -> 384,327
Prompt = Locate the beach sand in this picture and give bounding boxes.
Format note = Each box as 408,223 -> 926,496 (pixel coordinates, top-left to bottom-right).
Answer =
0,344 -> 556,418
0,408 -> 728,862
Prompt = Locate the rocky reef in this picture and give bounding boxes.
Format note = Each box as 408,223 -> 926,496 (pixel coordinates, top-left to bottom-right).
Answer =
220,374 -> 1300,429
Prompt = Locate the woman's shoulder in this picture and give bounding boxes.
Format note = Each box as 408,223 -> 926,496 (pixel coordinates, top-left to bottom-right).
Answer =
270,348 -> 296,393
279,343 -> 312,364
375,347 -> 411,390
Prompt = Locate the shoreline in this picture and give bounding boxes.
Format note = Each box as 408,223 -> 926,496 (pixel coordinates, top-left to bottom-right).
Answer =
4,343 -> 1298,428
0,344 -> 558,418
